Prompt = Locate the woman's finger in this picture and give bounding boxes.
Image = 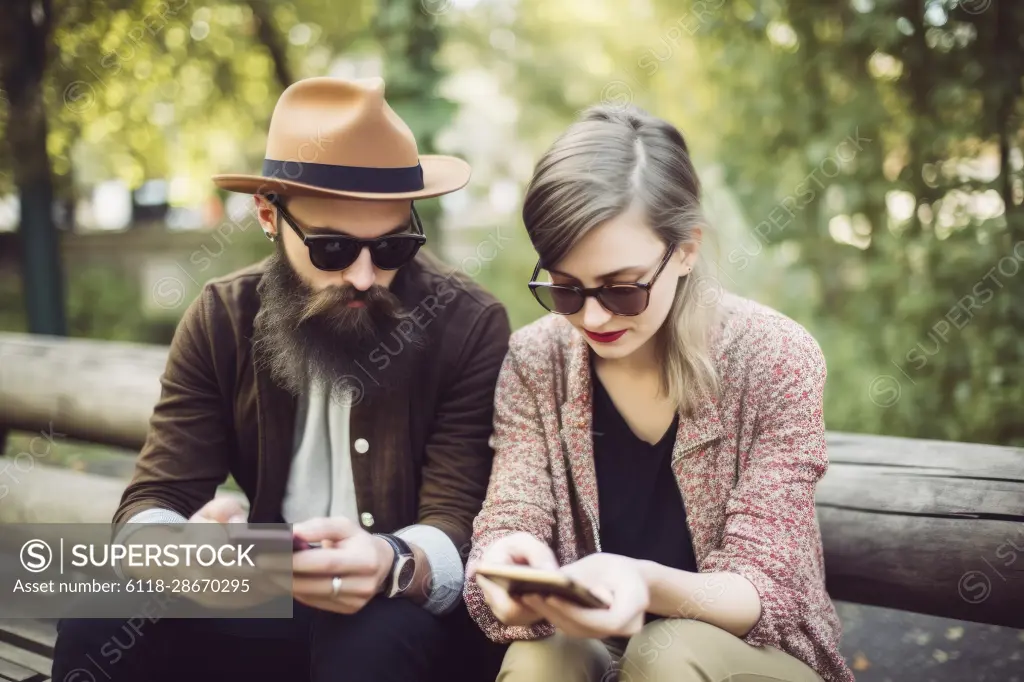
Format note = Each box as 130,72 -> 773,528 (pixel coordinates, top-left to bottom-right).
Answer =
477,543 -> 515,570
478,575 -> 538,624
519,594 -> 567,626
477,575 -> 514,613
518,595 -> 595,638
541,595 -> 617,632
520,593 -> 628,639
550,592 -> 646,637
505,535 -> 559,570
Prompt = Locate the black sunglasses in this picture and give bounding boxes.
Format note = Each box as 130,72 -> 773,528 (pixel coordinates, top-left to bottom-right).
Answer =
269,196 -> 427,271
528,246 -> 676,316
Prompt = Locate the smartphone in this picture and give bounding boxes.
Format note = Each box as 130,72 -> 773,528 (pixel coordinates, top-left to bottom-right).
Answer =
476,563 -> 610,609
291,536 -> 323,552
224,525 -> 323,553
225,527 -> 295,556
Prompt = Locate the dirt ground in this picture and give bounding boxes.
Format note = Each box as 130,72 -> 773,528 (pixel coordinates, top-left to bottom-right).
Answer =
837,603 -> 1023,681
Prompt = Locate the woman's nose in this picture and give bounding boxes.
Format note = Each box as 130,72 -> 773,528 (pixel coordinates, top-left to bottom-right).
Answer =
580,296 -> 612,329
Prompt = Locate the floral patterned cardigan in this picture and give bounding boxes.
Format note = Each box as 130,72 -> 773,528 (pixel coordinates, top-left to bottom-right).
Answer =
464,293 -> 854,682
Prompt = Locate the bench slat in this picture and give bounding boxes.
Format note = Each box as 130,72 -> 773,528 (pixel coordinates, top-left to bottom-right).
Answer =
0,651 -> 48,682
0,623 -> 53,682
818,435 -> 1024,628
0,622 -> 55,658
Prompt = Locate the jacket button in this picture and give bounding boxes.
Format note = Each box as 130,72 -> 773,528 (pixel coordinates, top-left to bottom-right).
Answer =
360,512 -> 375,527
354,438 -> 369,454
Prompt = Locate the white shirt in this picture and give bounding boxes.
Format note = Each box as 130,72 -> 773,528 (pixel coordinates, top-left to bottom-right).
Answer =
280,379 -> 360,523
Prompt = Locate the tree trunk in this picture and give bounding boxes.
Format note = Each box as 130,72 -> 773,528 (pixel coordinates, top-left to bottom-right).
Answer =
246,0 -> 294,91
993,0 -> 1022,243
372,0 -> 453,250
0,0 -> 66,336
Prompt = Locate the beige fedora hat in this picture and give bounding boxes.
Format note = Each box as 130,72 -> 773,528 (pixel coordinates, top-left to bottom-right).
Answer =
212,76 -> 470,201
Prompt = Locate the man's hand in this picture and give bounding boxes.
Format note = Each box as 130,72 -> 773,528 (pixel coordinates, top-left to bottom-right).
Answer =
189,497 -> 249,524
519,553 -> 649,639
285,516 -> 395,615
122,498 -> 283,610
471,532 -> 559,628
122,498 -> 249,582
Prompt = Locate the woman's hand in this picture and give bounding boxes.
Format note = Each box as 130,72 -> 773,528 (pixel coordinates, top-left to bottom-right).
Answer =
520,553 -> 649,639
471,532 -> 559,628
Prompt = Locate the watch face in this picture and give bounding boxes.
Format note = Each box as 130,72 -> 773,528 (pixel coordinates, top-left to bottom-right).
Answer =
397,557 -> 416,592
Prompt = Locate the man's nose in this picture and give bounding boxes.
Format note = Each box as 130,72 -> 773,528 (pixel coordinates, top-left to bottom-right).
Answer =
341,247 -> 376,291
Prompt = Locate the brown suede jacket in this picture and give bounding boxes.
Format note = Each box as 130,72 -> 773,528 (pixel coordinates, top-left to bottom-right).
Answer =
114,253 -> 511,555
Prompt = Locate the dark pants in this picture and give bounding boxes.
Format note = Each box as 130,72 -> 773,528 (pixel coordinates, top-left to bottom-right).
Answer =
53,598 -> 507,682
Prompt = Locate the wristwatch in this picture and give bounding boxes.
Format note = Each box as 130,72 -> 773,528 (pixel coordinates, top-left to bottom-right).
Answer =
375,533 -> 416,598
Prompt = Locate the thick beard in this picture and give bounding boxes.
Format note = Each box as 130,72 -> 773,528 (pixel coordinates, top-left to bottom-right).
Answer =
252,248 -> 422,400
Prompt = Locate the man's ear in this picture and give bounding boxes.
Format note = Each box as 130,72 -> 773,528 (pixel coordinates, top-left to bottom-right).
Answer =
254,195 -> 278,239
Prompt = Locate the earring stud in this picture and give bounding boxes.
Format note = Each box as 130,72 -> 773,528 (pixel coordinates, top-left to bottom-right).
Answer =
264,231 -> 277,242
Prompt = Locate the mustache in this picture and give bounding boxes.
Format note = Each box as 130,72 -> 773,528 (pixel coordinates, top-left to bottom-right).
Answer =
298,285 -> 403,345
298,284 -> 401,325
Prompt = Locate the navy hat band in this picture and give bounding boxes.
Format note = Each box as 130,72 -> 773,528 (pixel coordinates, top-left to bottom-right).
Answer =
261,158 -> 425,194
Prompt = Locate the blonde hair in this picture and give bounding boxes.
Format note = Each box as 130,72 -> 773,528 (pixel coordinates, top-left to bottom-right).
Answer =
522,104 -> 719,413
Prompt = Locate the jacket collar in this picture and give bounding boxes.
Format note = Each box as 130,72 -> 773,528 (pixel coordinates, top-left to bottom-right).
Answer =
557,326 -> 725,538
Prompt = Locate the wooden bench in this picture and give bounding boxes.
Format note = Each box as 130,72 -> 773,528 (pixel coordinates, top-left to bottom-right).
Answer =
0,622 -> 53,682
1,332 -> 1022,678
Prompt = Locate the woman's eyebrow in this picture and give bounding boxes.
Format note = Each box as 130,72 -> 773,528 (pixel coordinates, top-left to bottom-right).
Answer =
549,264 -> 648,280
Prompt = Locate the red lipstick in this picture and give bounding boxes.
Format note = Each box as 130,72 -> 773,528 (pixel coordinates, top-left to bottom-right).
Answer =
584,329 -> 627,344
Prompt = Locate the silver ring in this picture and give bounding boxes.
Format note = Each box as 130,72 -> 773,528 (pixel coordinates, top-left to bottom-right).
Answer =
331,575 -> 343,598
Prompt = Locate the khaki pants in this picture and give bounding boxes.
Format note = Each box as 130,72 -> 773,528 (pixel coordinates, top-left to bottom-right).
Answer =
498,619 -> 824,682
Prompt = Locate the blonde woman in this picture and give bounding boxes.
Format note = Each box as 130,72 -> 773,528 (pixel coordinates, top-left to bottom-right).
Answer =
463,105 -> 853,682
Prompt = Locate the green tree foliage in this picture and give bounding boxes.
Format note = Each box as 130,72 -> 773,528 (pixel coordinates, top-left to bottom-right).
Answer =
0,0 -> 381,207
653,0 -> 1024,445
45,0 -> 371,198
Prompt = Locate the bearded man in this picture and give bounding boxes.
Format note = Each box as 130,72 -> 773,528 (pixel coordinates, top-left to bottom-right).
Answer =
52,76 -> 510,682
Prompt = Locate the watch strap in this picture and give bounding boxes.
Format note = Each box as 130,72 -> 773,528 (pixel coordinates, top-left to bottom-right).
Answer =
376,533 -> 413,597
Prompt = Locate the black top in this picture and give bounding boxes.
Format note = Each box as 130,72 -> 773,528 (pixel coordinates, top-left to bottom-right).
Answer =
591,366 -> 698,574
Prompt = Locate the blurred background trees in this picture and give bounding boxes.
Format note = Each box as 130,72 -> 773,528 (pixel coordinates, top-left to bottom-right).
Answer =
674,0 -> 1024,445
0,0 -> 1021,446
